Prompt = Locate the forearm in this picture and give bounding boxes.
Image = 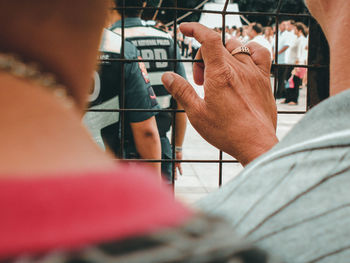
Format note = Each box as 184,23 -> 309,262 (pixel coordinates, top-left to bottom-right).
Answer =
131,118 -> 161,177
278,46 -> 289,55
134,133 -> 161,174
234,129 -> 279,166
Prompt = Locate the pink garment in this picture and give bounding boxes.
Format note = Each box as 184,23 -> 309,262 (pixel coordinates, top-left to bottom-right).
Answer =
295,67 -> 307,79
0,165 -> 192,259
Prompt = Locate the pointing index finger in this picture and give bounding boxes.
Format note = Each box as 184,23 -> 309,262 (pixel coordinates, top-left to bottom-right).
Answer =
179,22 -> 225,66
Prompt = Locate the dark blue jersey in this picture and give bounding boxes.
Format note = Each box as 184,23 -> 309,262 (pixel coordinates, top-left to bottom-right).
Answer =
83,29 -> 159,157
111,18 -> 187,137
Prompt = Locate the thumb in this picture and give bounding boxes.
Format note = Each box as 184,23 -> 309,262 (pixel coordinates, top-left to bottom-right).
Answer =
162,72 -> 202,111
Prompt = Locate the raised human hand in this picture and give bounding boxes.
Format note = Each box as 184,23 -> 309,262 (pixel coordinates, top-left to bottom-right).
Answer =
162,23 -> 278,166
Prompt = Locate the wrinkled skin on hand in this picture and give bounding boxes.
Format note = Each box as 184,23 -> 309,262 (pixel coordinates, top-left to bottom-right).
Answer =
162,23 -> 278,166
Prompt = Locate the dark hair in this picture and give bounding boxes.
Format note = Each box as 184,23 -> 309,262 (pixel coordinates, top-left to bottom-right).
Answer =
114,0 -> 146,17
251,23 -> 263,34
295,22 -> 307,37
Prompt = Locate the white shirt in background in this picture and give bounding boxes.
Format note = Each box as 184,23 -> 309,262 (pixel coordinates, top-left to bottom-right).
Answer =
277,31 -> 289,64
285,30 -> 297,64
298,35 -> 308,64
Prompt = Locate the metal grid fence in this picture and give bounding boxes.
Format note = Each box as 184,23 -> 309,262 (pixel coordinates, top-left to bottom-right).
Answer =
90,0 -> 330,189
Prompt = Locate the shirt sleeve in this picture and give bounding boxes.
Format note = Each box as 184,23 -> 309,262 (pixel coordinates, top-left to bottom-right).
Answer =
124,43 -> 160,123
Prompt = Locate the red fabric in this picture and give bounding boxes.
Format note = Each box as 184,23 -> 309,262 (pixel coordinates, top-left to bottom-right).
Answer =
288,75 -> 295,89
0,165 -> 192,259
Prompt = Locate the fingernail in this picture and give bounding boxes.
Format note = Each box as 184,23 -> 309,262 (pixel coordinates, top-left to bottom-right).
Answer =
162,73 -> 174,87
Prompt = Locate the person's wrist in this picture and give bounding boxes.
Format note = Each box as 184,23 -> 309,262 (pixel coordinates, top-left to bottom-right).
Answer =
175,146 -> 183,153
238,134 -> 279,166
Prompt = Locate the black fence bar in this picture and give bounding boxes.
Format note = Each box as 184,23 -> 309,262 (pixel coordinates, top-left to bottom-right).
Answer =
171,0 -> 179,189
218,0 -> 229,188
119,159 -> 239,163
119,0 -> 126,158
87,108 -> 307,114
100,58 -> 327,69
273,0 -> 283,98
115,6 -> 311,18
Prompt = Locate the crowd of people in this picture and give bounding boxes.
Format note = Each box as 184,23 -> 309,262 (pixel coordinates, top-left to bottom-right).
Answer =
169,20 -> 309,105
1,0 -> 350,261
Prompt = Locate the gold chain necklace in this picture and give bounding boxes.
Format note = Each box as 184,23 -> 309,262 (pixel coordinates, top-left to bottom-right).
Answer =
0,53 -> 74,109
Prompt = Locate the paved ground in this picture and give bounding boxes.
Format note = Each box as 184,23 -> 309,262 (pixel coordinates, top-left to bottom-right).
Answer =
174,61 -> 306,205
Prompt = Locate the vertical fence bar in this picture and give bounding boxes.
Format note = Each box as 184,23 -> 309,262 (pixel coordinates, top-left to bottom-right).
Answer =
171,0 -> 179,190
120,0 -> 126,158
218,0 -> 230,187
273,0 -> 284,99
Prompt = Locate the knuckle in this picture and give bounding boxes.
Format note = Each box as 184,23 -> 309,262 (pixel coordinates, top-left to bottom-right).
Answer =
259,47 -> 271,60
207,65 -> 234,87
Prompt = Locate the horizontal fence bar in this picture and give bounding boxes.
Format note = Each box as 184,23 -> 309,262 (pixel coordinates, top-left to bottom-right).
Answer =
86,108 -> 307,115
101,58 -> 327,69
114,6 -> 311,18
117,159 -> 240,163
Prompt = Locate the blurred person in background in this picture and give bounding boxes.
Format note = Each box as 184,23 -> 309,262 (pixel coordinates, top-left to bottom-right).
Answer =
247,22 -> 273,58
295,22 -> 309,88
83,27 -> 161,176
235,27 -> 244,42
295,22 -> 309,65
264,26 -> 274,46
282,22 -> 308,105
275,20 -> 290,99
225,26 -> 232,41
242,25 -> 250,44
231,26 -> 237,38
285,20 -> 298,65
110,0 -> 188,183
189,37 -> 201,61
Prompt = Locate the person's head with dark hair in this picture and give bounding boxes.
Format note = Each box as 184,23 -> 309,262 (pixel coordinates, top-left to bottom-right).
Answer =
247,22 -> 263,40
264,26 -> 273,38
286,19 -> 296,31
294,22 -> 307,37
253,23 -> 263,34
235,27 -> 243,37
279,20 -> 287,33
114,0 -> 147,17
